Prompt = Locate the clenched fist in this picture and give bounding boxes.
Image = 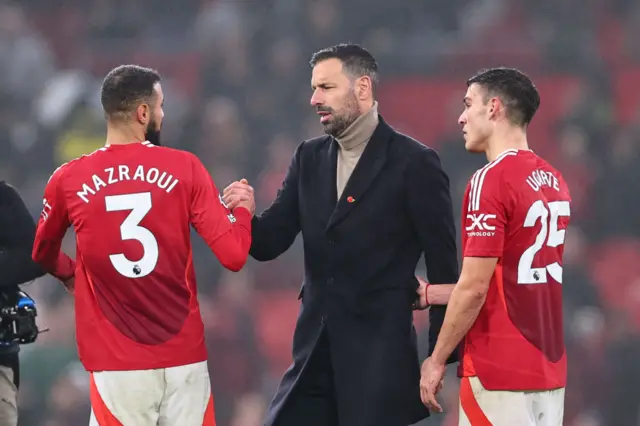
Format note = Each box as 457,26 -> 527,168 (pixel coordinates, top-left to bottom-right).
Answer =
223,179 -> 256,215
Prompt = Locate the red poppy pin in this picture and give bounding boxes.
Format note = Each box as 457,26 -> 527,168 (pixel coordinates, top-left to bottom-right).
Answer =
347,196 -> 355,203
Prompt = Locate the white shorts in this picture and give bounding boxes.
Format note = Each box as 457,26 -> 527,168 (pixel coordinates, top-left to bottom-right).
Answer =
459,376 -> 565,426
88,361 -> 215,426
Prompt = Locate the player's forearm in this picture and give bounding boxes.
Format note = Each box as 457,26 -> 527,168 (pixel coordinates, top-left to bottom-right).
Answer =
431,283 -> 487,365
426,283 -> 456,305
32,240 -> 74,281
210,207 -> 252,271
54,251 -> 75,280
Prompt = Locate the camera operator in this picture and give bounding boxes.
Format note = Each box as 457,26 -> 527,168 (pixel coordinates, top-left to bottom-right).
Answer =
0,181 -> 74,425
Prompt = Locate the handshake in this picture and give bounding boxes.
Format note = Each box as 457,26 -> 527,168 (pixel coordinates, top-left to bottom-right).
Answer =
222,179 -> 256,216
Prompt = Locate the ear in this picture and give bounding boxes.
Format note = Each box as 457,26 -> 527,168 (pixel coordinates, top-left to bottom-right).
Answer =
356,76 -> 372,101
136,103 -> 151,125
487,97 -> 501,119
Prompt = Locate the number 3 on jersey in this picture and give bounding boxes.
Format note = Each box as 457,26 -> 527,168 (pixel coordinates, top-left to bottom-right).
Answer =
105,192 -> 159,278
518,200 -> 570,285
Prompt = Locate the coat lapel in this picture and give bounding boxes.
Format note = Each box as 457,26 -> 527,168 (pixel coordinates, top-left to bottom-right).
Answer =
325,116 -> 392,231
325,137 -> 339,212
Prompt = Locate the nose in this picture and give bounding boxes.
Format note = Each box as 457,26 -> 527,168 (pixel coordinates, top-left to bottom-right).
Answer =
310,89 -> 323,106
458,113 -> 466,126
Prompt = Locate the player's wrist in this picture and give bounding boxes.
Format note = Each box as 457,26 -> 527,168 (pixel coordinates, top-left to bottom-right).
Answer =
232,206 -> 254,223
53,252 -> 75,281
430,350 -> 448,366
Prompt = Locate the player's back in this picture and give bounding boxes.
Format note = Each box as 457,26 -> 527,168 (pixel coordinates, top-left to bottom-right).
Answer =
460,149 -> 571,391
57,142 -> 235,371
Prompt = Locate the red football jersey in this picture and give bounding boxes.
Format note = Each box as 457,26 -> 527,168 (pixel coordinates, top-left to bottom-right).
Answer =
33,141 -> 252,371
458,149 -> 571,391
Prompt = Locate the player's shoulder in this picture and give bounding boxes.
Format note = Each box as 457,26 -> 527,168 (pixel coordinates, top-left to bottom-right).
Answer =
465,149 -> 525,211
469,149 -> 520,185
112,141 -> 193,159
47,143 -> 126,187
128,143 -> 204,172
143,144 -> 199,162
58,144 -> 113,170
499,150 -> 568,190
45,152 -> 94,186
139,145 -> 207,186
498,149 -> 563,175
531,153 -> 565,179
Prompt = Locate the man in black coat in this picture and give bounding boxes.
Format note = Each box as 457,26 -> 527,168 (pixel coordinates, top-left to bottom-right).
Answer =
0,181 -> 73,425
223,44 -> 459,426
0,181 -> 48,425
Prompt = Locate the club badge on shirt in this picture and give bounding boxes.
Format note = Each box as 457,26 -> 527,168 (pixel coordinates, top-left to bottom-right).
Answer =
219,194 -> 236,223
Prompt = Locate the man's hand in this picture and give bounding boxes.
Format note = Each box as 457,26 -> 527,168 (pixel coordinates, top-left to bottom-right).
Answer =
62,277 -> 74,294
223,179 -> 255,215
420,357 -> 445,413
413,276 -> 429,310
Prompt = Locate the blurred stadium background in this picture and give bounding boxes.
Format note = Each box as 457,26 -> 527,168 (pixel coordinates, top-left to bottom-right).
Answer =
1,0 -> 639,424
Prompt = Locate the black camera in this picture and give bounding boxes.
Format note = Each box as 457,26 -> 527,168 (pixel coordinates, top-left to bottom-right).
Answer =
0,290 -> 45,344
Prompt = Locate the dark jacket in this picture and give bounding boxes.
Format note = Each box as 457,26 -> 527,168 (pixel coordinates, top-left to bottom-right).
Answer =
251,116 -> 459,426
0,182 -> 46,357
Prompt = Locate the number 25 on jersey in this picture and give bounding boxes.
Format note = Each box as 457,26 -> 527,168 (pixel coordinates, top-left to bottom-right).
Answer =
518,200 -> 570,285
105,192 -> 159,278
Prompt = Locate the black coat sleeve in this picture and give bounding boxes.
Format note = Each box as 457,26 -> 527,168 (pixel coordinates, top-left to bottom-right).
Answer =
405,148 -> 459,364
249,143 -> 302,261
0,183 -> 46,287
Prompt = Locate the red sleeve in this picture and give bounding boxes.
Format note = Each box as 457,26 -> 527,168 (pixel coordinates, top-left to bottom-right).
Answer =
189,155 -> 252,271
32,166 -> 75,280
463,168 -> 509,258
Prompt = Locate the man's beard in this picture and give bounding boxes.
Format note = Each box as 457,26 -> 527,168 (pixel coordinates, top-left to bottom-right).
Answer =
320,93 -> 360,137
145,117 -> 162,146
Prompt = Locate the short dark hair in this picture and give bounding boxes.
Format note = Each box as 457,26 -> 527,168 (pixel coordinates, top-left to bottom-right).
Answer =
100,65 -> 161,121
467,67 -> 540,127
309,43 -> 379,88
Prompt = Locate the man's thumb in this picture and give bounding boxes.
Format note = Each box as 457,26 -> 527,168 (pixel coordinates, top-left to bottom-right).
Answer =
240,178 -> 248,184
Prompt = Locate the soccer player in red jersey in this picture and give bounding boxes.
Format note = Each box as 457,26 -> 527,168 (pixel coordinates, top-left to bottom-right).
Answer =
31,65 -> 253,426
419,68 -> 571,425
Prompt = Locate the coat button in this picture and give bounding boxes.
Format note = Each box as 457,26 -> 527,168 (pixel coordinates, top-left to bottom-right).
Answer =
321,316 -> 326,325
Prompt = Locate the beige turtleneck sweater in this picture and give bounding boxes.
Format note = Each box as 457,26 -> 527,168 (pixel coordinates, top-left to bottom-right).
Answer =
335,101 -> 379,199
